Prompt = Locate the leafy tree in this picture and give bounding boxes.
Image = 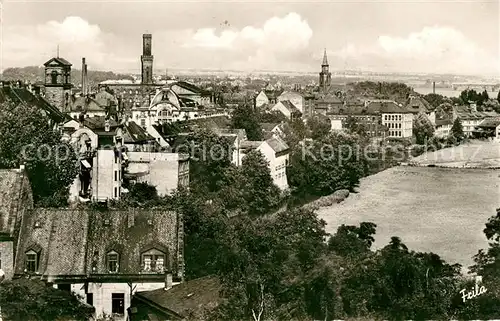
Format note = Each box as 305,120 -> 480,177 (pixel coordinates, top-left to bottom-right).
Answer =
413,113 -> 435,144
450,118 -> 464,142
287,132 -> 368,197
281,118 -> 308,147
306,115 -> 331,140
231,103 -> 263,141
258,110 -> 287,124
0,278 -> 94,321
121,182 -> 160,207
423,93 -> 446,109
328,222 -> 376,258
0,102 -> 78,206
237,150 -> 282,216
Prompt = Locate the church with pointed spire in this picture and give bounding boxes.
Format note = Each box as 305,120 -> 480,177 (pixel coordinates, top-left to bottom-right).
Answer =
319,49 -> 331,93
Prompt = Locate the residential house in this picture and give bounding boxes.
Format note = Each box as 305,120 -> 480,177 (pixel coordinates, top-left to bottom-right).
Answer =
255,90 -> 269,108
261,122 -> 285,140
68,95 -> 108,119
474,118 -> 500,141
14,208 -> 184,321
129,276 -> 222,321
405,96 -> 436,125
434,118 -> 453,138
0,166 -> 33,281
453,105 -> 498,137
271,100 -> 302,120
170,81 -> 214,107
277,91 -> 304,113
239,137 -> 289,190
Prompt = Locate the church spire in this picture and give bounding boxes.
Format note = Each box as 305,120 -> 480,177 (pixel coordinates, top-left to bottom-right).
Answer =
322,48 -> 328,66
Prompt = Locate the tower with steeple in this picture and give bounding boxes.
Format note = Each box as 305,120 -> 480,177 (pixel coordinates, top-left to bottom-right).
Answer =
319,49 -> 331,92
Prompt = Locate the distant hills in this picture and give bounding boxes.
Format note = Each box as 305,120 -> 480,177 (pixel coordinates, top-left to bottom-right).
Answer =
0,66 -> 134,87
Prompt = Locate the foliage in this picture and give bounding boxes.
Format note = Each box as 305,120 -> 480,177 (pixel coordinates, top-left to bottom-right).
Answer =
258,110 -> 287,124
231,103 -> 263,141
287,132 -> 368,197
349,81 -> 415,104
413,113 -> 435,144
0,102 -> 78,206
0,278 -> 94,321
306,115 -> 331,140
451,118 -> 464,141
459,89 -> 489,106
422,93 -> 447,109
281,118 -> 308,147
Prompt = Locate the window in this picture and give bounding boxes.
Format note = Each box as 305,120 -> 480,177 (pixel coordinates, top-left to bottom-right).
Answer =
107,251 -> 119,273
114,187 -> 117,198
58,284 -> 71,291
140,119 -> 146,127
118,171 -> 121,181
142,249 -> 166,273
114,171 -> 118,182
86,293 -> 93,306
111,293 -> 125,315
26,250 -> 37,273
399,123 -> 401,129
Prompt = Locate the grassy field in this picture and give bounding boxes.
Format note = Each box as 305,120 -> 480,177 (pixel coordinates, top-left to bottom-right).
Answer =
317,166 -> 499,271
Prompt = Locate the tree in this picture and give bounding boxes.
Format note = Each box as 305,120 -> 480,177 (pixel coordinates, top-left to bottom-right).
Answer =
450,118 -> 464,142
497,89 -> 500,104
0,278 -> 94,321
238,150 -> 282,216
306,115 -> 331,140
423,93 -> 446,109
0,102 -> 78,206
231,103 -> 263,141
413,113 -> 435,144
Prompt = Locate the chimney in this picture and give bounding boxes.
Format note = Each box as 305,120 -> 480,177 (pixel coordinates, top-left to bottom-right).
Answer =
164,273 -> 173,290
81,58 -> 86,95
104,119 -> 110,132
432,81 -> 436,94
84,63 -> 88,96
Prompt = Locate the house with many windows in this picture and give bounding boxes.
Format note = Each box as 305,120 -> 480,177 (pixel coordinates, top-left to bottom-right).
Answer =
378,101 -> 413,138
14,208 -> 184,321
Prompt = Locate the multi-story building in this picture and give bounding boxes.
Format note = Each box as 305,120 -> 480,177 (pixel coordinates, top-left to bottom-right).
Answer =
43,56 -> 73,113
434,118 -> 453,138
378,101 -> 414,138
452,106 -> 499,138
255,90 -> 270,108
14,208 -> 184,321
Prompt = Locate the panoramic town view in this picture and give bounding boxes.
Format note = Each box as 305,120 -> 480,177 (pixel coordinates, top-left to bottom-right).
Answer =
0,0 -> 499,320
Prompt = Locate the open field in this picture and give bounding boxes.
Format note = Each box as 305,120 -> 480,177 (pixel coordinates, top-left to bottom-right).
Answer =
411,140 -> 500,168
317,166 -> 499,271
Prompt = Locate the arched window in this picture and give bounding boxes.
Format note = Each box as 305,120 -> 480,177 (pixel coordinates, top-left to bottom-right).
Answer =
107,250 -> 119,273
141,248 -> 165,273
25,250 -> 39,273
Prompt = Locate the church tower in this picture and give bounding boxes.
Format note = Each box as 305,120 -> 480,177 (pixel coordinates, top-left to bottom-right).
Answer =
43,55 -> 73,112
141,34 -> 154,85
319,49 -> 331,92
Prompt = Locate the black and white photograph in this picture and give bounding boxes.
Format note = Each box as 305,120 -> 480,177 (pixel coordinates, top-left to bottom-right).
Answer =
0,0 -> 499,320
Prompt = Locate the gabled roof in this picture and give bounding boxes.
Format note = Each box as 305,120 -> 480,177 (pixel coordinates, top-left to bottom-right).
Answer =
0,169 -> 32,236
43,57 -> 72,67
317,93 -> 342,104
369,101 -> 410,114
276,100 -> 302,115
82,116 -> 120,131
70,96 -> 106,112
123,121 -> 155,143
260,122 -> 280,133
0,86 -> 68,123
406,96 -> 432,114
172,81 -> 210,95
134,276 -> 222,319
476,118 -> 500,128
265,136 -> 289,154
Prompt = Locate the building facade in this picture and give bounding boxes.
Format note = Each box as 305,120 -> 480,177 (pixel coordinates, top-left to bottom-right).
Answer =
43,57 -> 73,113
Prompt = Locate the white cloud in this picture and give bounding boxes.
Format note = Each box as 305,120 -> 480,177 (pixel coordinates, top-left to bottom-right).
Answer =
3,16 -> 135,72
183,12 -> 314,70
332,26 -> 500,75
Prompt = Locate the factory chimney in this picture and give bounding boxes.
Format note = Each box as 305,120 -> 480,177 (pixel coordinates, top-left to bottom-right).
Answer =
432,81 -> 436,95
81,58 -> 86,96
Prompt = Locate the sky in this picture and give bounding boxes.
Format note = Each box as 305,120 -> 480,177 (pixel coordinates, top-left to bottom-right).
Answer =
1,0 -> 499,76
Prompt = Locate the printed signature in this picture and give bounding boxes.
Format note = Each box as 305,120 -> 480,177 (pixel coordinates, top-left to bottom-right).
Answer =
460,282 -> 487,303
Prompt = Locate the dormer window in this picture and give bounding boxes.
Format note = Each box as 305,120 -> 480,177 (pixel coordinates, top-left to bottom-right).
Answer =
141,249 -> 165,273
25,250 -> 39,273
107,250 -> 119,273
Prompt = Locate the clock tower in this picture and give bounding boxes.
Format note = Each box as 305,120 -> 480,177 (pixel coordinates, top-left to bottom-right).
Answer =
141,34 -> 154,85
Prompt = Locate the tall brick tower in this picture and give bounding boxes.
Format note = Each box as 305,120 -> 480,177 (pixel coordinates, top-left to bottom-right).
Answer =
43,56 -> 73,112
141,34 -> 154,85
319,49 -> 331,92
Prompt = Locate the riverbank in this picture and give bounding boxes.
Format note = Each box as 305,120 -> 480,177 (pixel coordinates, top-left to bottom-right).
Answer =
316,166 -> 499,270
